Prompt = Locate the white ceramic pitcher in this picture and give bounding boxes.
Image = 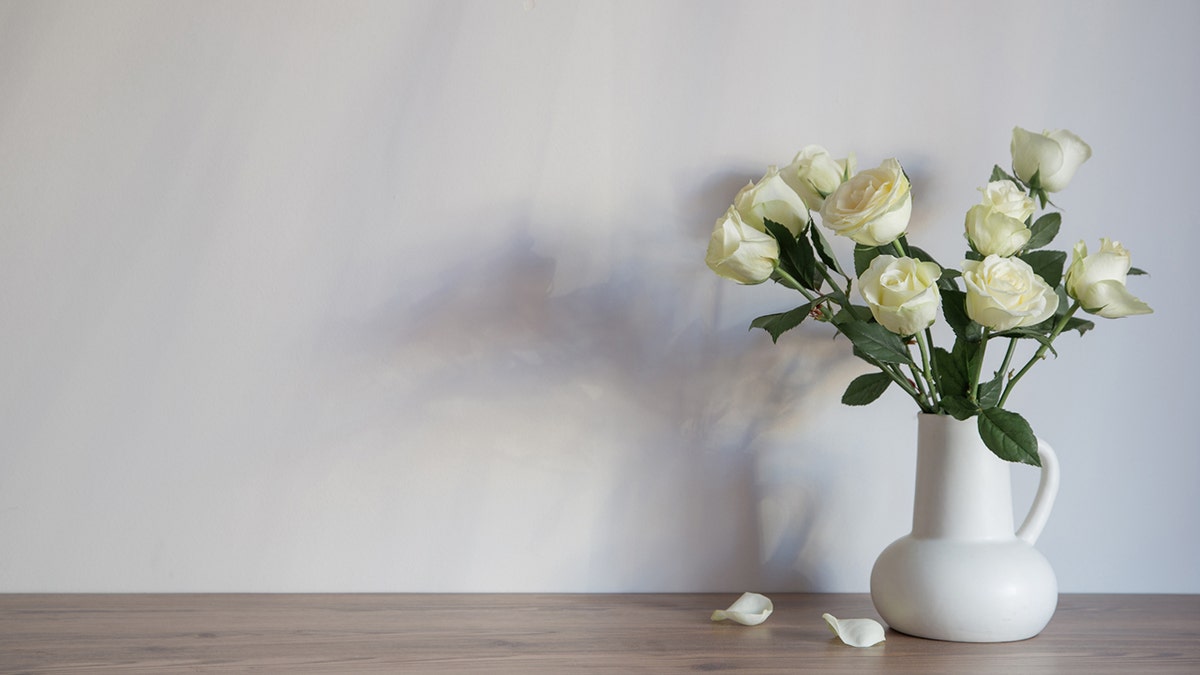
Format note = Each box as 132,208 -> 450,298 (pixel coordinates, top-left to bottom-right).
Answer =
870,413 -> 1060,642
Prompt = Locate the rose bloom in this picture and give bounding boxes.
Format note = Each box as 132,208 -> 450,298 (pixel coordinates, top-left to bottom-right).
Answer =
782,145 -> 856,212
859,255 -> 942,336
820,158 -> 912,247
979,180 -> 1035,222
705,206 -> 780,285
733,166 -> 810,237
964,205 -> 1031,257
1011,127 -> 1092,193
1065,238 -> 1153,318
962,255 -> 1059,331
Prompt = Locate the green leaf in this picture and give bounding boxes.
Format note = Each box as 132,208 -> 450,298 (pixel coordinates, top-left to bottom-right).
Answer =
977,372 -> 1003,409
1128,267 -> 1148,276
853,243 -> 883,277
933,346 -> 968,398
830,305 -> 872,327
793,227 -> 821,289
841,372 -> 893,406
939,395 -> 978,420
977,408 -> 1040,466
937,267 -> 962,292
904,245 -> 941,266
1018,249 -> 1068,289
941,289 -> 983,343
810,225 -> 849,280
991,164 -> 1019,185
750,304 -> 813,343
1025,212 -> 1061,250
1063,316 -> 1095,336
764,218 -> 822,291
839,322 -> 913,365
994,327 -> 1059,356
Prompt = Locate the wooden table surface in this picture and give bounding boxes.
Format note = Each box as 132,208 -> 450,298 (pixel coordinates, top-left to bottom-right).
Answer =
1,593 -> 1198,673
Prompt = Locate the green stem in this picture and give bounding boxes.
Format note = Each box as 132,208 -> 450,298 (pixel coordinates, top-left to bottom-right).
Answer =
999,338 -> 1018,385
968,329 -> 991,404
817,264 -> 868,323
773,267 -> 832,318
883,361 -> 927,406
998,301 -> 1081,407
779,266 -> 928,407
916,329 -> 939,408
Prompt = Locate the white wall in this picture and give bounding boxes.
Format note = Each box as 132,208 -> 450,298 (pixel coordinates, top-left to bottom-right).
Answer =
1,0 -> 1196,593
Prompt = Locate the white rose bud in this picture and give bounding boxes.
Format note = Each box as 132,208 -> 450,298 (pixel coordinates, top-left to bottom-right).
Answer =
962,255 -> 1059,331
859,255 -> 943,336
705,207 -> 780,285
1011,127 -> 1092,193
1065,238 -> 1153,318
782,145 -> 856,211
820,158 -> 912,247
733,166 -> 810,237
965,181 -> 1036,256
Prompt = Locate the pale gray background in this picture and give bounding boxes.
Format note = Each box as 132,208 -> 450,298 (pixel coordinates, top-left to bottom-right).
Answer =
1,0 -> 1196,592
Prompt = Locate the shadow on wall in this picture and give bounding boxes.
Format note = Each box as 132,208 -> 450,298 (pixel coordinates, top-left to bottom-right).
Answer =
313,199 -> 869,590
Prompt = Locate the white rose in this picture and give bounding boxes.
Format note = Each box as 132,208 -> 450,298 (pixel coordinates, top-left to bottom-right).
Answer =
980,180 -> 1035,222
859,255 -> 943,336
1011,127 -> 1092,193
820,158 -> 912,247
962,255 -> 1059,331
705,206 -> 780,285
1065,238 -> 1153,318
965,205 -> 1031,257
734,166 -> 810,237
782,145 -> 856,211
964,181 -> 1036,256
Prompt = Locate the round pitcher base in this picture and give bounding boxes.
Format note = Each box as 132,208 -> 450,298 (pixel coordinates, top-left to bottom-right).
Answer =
871,535 -> 1058,642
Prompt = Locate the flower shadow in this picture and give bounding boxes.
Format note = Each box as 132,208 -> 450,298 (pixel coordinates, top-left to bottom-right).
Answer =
311,207 -> 881,590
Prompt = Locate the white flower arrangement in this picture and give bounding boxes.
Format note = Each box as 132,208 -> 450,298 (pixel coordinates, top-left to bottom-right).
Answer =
705,128 -> 1152,465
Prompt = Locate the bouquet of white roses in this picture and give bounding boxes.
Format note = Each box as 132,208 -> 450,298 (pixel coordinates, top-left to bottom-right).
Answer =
705,128 -> 1152,465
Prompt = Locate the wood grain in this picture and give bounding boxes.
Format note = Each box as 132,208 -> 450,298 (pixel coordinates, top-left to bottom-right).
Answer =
2,593 -> 1197,673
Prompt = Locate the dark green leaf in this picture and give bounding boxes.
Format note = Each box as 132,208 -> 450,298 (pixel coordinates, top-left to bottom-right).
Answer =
839,322 -> 913,365
750,304 -> 813,343
1025,212 -> 1061,250
937,267 -> 962,292
991,164 -> 1019,185
904,245 -> 940,266
933,346 -> 968,398
831,305 -> 872,327
854,243 -> 883,277
793,226 -> 821,289
810,225 -> 849,280
841,372 -> 893,406
1128,267 -> 1148,276
1063,316 -> 1095,336
764,218 -> 822,291
941,289 -> 983,343
977,408 -> 1040,466
994,328 -> 1059,356
953,337 -> 984,389
1019,249 -> 1068,289
978,373 -> 1003,409
939,395 -> 978,420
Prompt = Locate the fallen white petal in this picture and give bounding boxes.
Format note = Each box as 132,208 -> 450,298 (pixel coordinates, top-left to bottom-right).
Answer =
710,592 -> 773,626
823,613 -> 885,647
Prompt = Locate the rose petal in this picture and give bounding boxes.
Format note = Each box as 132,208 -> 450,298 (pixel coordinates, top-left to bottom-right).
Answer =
822,613 -> 886,647
710,592 -> 773,626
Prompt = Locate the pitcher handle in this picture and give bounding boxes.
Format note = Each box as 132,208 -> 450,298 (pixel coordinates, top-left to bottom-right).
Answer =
1016,437 -> 1060,544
